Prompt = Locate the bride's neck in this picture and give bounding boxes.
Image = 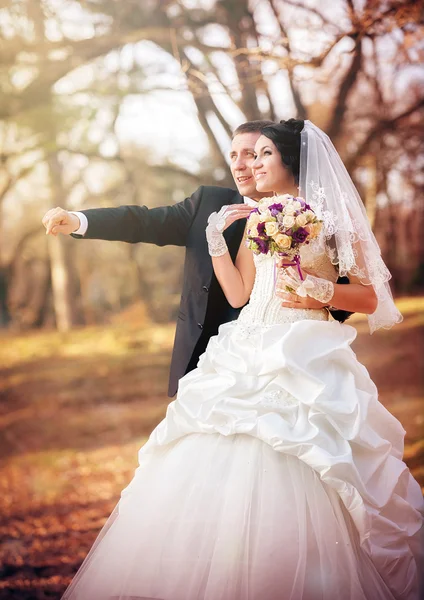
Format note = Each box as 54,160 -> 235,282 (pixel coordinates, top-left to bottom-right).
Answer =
273,184 -> 298,197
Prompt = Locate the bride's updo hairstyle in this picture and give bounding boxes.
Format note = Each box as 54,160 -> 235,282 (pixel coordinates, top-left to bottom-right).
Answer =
261,118 -> 353,324
260,118 -> 304,184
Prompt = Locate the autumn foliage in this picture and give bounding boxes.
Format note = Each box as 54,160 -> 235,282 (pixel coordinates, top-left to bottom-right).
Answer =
0,299 -> 423,599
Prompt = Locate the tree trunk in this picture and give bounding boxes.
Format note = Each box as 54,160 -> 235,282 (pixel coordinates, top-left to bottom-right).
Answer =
361,153 -> 378,228
327,41 -> 362,142
0,267 -> 11,327
46,234 -> 75,331
47,154 -> 80,331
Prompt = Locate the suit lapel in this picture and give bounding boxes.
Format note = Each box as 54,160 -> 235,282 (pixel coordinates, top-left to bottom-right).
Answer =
202,189 -> 252,281
224,190 -> 248,251
224,190 -> 243,243
229,191 -> 243,205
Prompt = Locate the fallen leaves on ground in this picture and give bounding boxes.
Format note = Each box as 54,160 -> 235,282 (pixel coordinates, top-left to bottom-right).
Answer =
0,299 -> 423,599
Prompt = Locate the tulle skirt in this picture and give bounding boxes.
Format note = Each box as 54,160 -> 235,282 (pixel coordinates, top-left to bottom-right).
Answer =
63,433 -> 400,600
62,318 -> 423,600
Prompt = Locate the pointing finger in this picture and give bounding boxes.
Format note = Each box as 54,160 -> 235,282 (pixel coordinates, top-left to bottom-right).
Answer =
46,214 -> 64,235
42,207 -> 61,228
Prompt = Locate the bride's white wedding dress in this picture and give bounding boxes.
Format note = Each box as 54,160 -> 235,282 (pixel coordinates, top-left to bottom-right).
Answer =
62,248 -> 423,600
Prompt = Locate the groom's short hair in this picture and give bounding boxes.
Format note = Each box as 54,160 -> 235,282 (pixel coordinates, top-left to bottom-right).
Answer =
232,120 -> 274,139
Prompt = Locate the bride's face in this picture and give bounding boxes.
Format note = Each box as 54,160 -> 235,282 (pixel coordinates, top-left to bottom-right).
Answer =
252,135 -> 291,194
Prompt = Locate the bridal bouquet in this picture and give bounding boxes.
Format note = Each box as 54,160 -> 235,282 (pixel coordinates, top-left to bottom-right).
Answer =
245,194 -> 322,279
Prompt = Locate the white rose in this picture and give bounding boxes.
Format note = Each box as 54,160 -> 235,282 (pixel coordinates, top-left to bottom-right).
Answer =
282,215 -> 295,228
248,224 -> 259,237
265,221 -> 279,237
258,197 -> 274,213
258,202 -> 271,214
293,201 -> 302,211
248,212 -> 261,226
262,209 -> 275,222
275,233 -> 292,250
295,213 -> 307,227
305,210 -> 315,221
284,203 -> 296,215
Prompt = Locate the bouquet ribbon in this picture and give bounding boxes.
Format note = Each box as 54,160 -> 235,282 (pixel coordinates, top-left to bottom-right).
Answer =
279,254 -> 304,281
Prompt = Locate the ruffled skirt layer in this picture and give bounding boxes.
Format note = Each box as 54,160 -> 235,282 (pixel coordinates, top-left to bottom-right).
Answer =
62,319 -> 423,600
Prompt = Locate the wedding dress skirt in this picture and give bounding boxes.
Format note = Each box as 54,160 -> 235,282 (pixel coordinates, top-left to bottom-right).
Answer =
62,255 -> 423,600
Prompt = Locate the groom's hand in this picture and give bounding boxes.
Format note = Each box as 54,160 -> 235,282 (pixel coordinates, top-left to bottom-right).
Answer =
42,207 -> 80,236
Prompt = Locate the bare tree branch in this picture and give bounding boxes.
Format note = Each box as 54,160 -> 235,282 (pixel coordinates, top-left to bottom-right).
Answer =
281,0 -> 343,31
217,0 -> 261,120
59,148 -> 203,185
4,227 -> 43,270
345,97 -> 424,170
268,0 -> 307,119
229,33 -> 348,69
327,40 -> 363,141
183,51 -> 233,147
0,163 -> 38,206
150,165 -> 203,185
0,27 -> 230,120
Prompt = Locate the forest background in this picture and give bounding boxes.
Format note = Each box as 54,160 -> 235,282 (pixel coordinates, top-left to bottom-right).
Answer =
0,0 -> 423,598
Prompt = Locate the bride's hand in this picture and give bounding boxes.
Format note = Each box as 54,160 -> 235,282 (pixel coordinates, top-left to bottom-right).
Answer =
206,204 -> 253,257
279,292 -> 327,310
208,204 -> 253,233
276,266 -> 327,309
275,265 -> 304,296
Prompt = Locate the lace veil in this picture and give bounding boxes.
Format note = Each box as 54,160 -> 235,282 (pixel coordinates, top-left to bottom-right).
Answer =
299,120 -> 402,333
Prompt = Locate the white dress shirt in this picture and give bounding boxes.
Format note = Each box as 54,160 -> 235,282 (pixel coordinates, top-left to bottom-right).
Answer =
69,211 -> 88,236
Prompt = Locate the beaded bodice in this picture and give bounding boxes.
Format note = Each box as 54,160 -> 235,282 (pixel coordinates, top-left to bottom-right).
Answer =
236,247 -> 337,332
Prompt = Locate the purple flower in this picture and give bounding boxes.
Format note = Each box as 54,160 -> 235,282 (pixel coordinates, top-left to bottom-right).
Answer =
268,203 -> 283,217
257,221 -> 266,236
253,237 -> 269,254
292,227 -> 309,244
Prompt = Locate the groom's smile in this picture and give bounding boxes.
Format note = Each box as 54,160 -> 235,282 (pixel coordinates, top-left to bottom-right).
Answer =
230,131 -> 264,200
236,175 -> 253,183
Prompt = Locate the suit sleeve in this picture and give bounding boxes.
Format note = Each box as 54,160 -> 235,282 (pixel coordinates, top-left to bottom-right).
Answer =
70,186 -> 204,247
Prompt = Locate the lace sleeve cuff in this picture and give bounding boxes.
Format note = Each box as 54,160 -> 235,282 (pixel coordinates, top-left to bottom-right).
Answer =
297,275 -> 335,304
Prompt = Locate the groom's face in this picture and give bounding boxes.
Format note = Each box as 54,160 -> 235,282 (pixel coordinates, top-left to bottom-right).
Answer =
230,132 -> 263,200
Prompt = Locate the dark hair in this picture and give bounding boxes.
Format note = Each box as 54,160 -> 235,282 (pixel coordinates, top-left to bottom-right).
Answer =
260,118 -> 304,184
261,118 -> 353,324
232,120 -> 274,138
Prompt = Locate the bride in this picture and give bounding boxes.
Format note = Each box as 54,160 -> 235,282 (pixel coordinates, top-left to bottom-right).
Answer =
61,120 -> 423,600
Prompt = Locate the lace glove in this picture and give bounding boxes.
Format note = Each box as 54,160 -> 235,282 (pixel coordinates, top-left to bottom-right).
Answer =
279,267 -> 335,304
296,275 -> 334,303
206,206 -> 231,257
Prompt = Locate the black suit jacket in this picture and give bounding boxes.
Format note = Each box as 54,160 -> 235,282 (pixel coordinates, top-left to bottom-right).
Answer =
71,186 -> 245,396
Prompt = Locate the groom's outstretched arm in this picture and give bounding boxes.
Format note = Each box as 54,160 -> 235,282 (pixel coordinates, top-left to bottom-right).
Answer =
70,186 -> 204,247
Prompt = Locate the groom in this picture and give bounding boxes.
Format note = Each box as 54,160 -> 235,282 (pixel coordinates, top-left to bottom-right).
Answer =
43,120 -> 275,396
